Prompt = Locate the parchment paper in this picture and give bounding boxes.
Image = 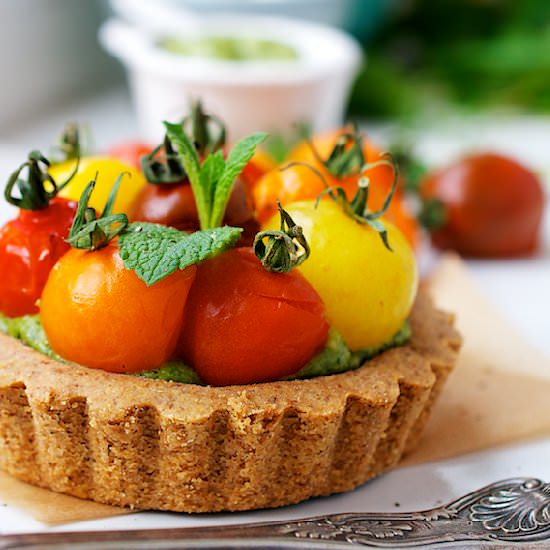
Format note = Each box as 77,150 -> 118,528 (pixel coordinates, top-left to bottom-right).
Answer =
1,254 -> 549,523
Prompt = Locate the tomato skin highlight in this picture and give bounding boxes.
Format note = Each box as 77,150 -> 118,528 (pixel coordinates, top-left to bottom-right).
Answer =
40,242 -> 196,373
178,248 -> 329,386
0,197 -> 77,317
421,153 -> 545,257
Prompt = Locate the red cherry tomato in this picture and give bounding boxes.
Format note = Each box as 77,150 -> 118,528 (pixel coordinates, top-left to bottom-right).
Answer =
420,153 -> 545,257
129,178 -> 259,243
0,197 -> 77,317
178,247 -> 329,386
106,141 -> 153,171
129,182 -> 199,231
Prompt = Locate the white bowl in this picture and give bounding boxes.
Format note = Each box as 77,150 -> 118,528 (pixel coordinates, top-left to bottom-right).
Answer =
99,14 -> 362,142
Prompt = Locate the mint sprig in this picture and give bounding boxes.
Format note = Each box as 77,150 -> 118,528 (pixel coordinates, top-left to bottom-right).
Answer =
164,121 -> 267,229
119,222 -> 242,286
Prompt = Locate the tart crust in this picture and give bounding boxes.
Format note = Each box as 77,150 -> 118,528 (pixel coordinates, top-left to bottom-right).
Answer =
0,289 -> 460,512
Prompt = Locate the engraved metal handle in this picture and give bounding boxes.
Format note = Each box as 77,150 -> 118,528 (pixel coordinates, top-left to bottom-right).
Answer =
2,478 -> 550,549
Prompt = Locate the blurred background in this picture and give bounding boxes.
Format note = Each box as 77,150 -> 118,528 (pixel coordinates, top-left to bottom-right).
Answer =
1,0 -> 549,148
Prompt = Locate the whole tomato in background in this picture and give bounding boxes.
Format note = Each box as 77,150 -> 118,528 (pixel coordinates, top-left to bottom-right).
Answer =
420,153 -> 545,257
0,152 -> 78,317
253,128 -> 419,248
178,247 -> 329,386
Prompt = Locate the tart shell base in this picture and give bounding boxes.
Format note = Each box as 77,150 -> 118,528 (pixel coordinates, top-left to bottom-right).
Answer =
0,289 -> 460,512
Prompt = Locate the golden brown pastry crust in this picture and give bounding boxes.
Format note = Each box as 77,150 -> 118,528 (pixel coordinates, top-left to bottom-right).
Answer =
0,289 -> 460,512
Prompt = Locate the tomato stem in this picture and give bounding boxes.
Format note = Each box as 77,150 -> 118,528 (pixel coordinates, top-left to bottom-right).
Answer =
183,99 -> 226,157
4,150 -> 79,210
66,173 -> 129,251
254,201 -> 310,273
306,123 -> 365,179
142,101 -> 227,187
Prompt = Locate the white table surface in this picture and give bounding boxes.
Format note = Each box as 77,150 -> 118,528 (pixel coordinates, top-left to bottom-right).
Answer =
0,89 -> 549,536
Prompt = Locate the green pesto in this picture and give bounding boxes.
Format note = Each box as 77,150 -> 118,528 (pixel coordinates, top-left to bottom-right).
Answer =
0,313 -> 63,361
0,314 -> 411,384
350,321 -> 412,367
290,328 -> 351,379
158,36 -> 298,61
138,361 -> 203,385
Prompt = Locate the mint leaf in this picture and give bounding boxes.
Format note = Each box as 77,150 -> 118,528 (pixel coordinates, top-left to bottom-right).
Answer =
211,132 -> 267,227
119,222 -> 242,286
165,120 -> 267,229
199,150 -> 225,220
163,121 -> 206,227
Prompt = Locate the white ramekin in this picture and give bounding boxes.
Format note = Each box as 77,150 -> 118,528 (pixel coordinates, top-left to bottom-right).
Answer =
99,13 -> 362,142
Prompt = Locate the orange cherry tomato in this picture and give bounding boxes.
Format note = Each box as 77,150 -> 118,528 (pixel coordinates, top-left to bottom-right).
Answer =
420,153 -> 545,257
253,129 -> 419,248
41,242 -> 196,373
0,197 -> 77,317
178,247 -> 329,386
240,148 -> 277,189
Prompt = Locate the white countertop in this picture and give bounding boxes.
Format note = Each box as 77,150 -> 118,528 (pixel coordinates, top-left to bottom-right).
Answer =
0,89 -> 549,536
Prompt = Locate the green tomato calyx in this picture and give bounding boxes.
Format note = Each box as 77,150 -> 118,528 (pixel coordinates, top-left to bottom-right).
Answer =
66,173 -> 129,251
142,101 -> 227,186
4,150 -> 80,211
254,201 -> 310,273
314,153 -> 399,252
141,134 -> 188,186
307,124 -> 365,179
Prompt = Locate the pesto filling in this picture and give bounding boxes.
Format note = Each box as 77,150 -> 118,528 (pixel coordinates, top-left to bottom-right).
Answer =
0,314 -> 411,385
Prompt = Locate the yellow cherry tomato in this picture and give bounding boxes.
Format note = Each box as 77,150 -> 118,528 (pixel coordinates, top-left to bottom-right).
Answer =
50,156 -> 147,214
263,200 -> 418,350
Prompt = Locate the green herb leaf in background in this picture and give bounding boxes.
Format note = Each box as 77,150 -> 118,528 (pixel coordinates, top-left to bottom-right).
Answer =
119,222 -> 242,286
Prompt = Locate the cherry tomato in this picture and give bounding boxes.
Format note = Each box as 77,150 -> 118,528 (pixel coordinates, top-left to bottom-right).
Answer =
239,148 -> 277,188
40,241 -> 196,373
106,141 -> 154,171
50,156 -> 147,214
178,247 -> 329,386
129,177 -> 259,243
420,153 -> 545,257
263,200 -> 418,350
129,182 -> 199,231
0,197 -> 77,317
253,129 -> 419,248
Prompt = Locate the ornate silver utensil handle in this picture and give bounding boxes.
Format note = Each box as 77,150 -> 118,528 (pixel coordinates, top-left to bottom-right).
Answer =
2,478 -> 550,549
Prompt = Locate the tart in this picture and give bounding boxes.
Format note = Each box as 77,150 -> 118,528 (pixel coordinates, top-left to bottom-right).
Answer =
0,288 -> 460,512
